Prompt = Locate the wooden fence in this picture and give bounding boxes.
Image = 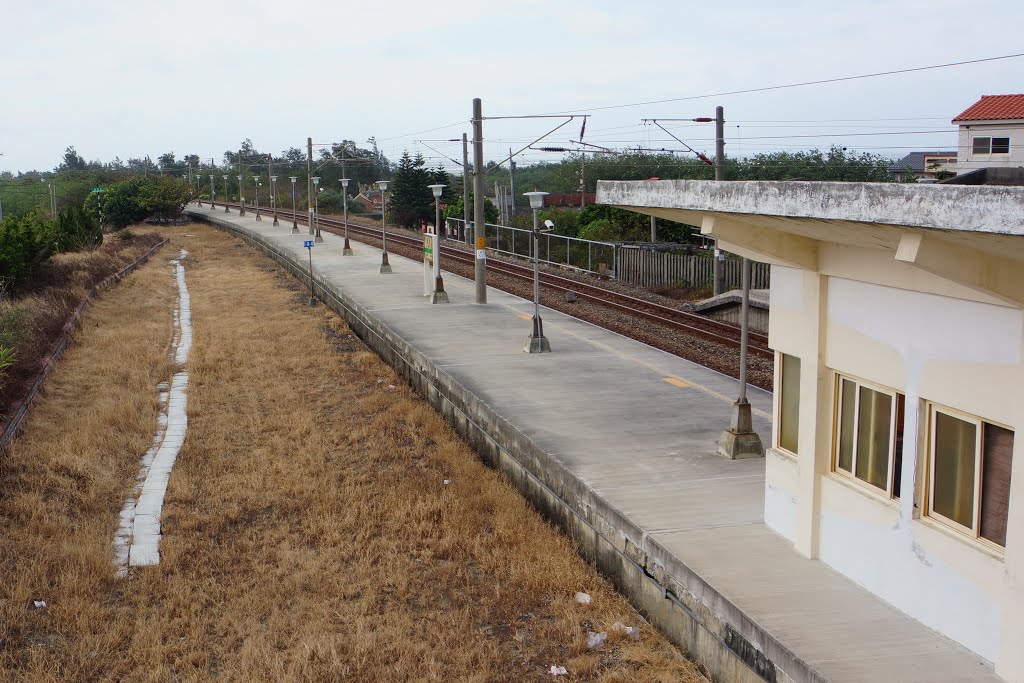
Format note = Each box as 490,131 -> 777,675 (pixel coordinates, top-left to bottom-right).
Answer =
618,247 -> 770,291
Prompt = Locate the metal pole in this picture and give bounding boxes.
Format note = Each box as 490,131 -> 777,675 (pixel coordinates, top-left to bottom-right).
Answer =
472,98 -> 487,303
462,132 -> 471,245
223,175 -> 230,213
379,184 -> 391,273
738,258 -> 750,403
341,179 -> 353,254
509,149 -> 516,217
210,174 -> 216,209
432,198 -> 447,303
650,215 -> 657,242
306,138 -> 314,235
238,150 -> 245,216
254,176 -> 261,221
314,183 -> 321,242
290,177 -> 298,232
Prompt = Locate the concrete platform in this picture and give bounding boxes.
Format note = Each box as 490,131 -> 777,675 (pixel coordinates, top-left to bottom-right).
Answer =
185,205 -> 999,683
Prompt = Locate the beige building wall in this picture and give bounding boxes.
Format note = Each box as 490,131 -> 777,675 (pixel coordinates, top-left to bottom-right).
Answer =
765,252 -> 1024,674
956,121 -> 1024,174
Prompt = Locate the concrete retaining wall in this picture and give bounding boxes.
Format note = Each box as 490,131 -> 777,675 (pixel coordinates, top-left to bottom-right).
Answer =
191,211 -> 828,683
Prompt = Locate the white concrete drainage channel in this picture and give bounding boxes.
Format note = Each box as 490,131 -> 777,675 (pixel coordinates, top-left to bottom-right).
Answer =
113,249 -> 192,573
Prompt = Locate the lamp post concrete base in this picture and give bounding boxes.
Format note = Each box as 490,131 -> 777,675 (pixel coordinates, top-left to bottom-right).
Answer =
343,237 -> 353,255
430,275 -> 449,304
272,214 -> 279,226
315,234 -> 324,244
523,335 -> 551,353
717,400 -> 764,459
291,222 -> 299,234
224,204 -> 231,213
379,252 -> 392,274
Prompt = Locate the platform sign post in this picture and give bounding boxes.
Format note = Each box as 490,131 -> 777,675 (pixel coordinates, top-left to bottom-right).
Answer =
304,240 -> 316,306
423,233 -> 432,296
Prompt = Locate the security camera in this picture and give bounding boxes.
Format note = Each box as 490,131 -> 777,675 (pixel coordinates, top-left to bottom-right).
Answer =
543,219 -> 555,230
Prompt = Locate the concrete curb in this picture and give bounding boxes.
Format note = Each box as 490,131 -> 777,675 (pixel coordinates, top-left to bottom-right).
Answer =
190,210 -> 828,683
0,238 -> 169,451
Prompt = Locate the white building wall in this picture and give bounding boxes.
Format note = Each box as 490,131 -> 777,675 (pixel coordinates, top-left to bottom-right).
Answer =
765,261 -> 1024,666
956,120 -> 1024,174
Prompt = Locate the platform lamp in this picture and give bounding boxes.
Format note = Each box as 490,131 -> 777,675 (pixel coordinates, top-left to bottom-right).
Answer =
252,176 -> 262,220
270,175 -> 279,226
377,180 -> 392,273
312,176 -> 323,243
523,191 -> 552,353
237,175 -> 245,216
289,176 -> 299,232
427,183 -> 448,303
340,178 -> 353,255
222,175 -> 230,213
209,173 -> 216,210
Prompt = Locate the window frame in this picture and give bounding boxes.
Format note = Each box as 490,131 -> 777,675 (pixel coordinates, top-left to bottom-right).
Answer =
774,352 -> 800,456
831,373 -> 902,499
972,136 -> 992,155
924,402 -> 1011,552
991,137 -> 1010,154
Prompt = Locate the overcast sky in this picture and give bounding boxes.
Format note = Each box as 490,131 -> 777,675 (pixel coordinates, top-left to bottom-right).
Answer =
2,0 -> 1022,174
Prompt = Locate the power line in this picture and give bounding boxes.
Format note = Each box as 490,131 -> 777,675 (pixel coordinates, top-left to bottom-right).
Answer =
533,52 -> 1024,115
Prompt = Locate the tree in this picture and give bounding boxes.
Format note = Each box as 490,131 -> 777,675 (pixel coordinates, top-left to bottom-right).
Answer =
59,146 -> 87,171
388,152 -> 434,228
442,194 -> 499,225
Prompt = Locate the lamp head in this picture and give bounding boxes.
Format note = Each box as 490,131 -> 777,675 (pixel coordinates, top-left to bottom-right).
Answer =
312,176 -> 321,186
376,180 -> 389,192
427,183 -> 446,199
524,191 -> 548,210
340,178 -> 350,188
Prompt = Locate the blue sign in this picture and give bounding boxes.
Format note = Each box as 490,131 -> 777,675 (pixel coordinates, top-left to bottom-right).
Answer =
303,240 -> 314,249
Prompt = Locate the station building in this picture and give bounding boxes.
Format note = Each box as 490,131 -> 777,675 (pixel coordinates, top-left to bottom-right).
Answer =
597,179 -> 1024,681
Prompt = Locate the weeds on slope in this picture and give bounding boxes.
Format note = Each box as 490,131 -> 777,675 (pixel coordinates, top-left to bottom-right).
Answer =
0,224 -> 705,682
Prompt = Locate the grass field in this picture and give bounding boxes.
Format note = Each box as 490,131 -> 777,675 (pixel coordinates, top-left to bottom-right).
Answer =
0,224 -> 705,682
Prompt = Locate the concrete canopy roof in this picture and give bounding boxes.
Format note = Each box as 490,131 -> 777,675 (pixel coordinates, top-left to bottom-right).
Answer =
597,179 -> 1024,305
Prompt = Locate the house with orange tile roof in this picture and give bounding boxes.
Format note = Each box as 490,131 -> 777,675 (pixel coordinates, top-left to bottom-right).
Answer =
954,94 -> 1024,174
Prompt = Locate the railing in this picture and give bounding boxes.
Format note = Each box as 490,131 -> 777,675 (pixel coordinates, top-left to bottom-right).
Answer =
444,218 -> 618,278
617,246 -> 770,291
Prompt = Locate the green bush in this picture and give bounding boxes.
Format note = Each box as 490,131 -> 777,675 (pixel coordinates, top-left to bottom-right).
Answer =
87,176 -> 194,230
0,212 -> 55,288
53,206 -> 102,253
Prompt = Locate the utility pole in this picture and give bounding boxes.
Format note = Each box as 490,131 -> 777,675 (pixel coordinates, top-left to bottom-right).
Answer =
238,149 -> 245,216
307,138 -> 314,235
462,133 -> 470,244
509,147 -> 516,218
713,105 -> 725,295
472,98 -> 487,304
579,152 -> 586,208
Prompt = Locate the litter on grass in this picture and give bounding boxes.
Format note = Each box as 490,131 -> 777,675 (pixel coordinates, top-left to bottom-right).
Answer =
549,665 -> 569,676
575,592 -> 592,604
586,631 -> 607,650
31,601 -> 46,609
612,621 -> 641,639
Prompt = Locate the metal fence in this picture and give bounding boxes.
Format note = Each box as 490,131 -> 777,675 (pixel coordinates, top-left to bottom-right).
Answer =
618,247 -> 770,291
445,218 -> 618,277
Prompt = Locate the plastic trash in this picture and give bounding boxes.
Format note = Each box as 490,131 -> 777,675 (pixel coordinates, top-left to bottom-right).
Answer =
574,592 -> 592,604
32,600 -> 46,609
443,479 -> 450,485
612,621 -> 641,640
388,384 -> 396,390
549,665 -> 568,676
586,631 -> 607,650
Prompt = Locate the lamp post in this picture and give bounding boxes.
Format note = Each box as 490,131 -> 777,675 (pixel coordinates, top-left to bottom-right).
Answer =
238,175 -> 246,216
523,191 -> 551,353
252,175 -> 262,221
209,174 -> 216,210
312,176 -> 323,243
222,175 -> 230,213
427,184 -> 448,303
377,180 -> 391,273
340,178 -> 353,255
270,175 -> 279,226
289,177 -> 298,232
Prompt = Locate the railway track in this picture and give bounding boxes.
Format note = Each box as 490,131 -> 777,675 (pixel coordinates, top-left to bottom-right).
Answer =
211,202 -> 773,360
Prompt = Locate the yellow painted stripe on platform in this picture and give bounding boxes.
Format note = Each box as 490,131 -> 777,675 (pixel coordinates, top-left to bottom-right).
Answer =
518,314 -> 532,321
663,377 -> 689,388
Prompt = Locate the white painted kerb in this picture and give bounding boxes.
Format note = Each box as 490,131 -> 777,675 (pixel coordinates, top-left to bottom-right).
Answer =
113,249 -> 192,571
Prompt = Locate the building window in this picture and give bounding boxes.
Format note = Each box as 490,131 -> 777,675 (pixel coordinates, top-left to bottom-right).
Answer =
834,375 -> 905,496
972,136 -> 1011,154
777,354 -> 800,454
927,404 -> 1014,547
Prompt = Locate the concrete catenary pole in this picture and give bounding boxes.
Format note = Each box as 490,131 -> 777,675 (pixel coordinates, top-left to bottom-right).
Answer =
307,138 -> 314,235
238,149 -> 246,216
472,98 -> 487,304
509,148 -> 516,218
462,133 -> 471,244
650,215 -> 657,242
713,105 -> 725,295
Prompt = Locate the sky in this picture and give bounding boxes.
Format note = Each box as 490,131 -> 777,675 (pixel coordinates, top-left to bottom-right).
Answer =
1,0 -> 1022,175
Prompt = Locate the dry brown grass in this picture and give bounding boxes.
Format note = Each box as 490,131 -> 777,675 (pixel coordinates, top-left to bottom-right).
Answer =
0,224 -> 706,682
0,232 -> 164,411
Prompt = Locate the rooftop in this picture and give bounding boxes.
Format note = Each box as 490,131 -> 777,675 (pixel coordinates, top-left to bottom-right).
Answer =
888,150 -> 957,174
953,94 -> 1024,122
